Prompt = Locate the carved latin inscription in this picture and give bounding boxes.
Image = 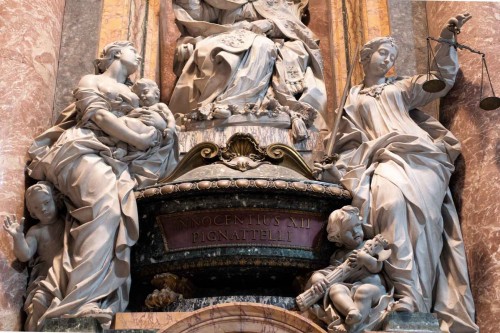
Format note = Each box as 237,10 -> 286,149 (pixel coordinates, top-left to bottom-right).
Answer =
157,209 -> 325,251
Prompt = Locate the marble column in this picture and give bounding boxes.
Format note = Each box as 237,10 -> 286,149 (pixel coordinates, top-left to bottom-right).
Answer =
426,2 -> 500,333
53,0 -> 103,122
330,0 -> 391,115
99,0 -> 160,83
159,0 -> 180,103
387,0 -> 439,119
0,0 -> 65,330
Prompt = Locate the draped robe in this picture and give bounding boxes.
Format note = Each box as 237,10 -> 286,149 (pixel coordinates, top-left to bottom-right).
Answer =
332,42 -> 478,332
26,88 -> 177,329
170,0 -> 327,130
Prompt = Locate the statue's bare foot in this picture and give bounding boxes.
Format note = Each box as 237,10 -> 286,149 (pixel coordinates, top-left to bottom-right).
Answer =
79,303 -> 113,323
393,296 -> 414,312
212,106 -> 231,119
328,323 -> 348,333
345,309 -> 362,325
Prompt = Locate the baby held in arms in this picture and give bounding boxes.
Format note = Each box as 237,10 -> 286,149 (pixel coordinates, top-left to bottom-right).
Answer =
113,78 -> 176,160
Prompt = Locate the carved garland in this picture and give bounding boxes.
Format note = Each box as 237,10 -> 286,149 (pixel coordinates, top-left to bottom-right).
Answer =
135,178 -> 350,200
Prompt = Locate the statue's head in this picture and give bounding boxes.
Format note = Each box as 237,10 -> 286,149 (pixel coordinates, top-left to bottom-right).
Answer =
132,78 -> 160,107
360,36 -> 398,77
94,41 -> 141,77
25,181 -> 62,223
326,205 -> 364,249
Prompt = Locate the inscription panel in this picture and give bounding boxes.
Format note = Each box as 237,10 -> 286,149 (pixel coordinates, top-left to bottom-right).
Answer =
157,209 -> 326,251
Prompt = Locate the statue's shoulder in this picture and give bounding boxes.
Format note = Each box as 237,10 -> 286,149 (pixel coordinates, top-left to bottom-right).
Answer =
78,74 -> 100,89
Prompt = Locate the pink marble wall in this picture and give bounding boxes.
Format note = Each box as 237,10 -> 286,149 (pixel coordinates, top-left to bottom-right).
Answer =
159,0 -> 179,103
426,3 -> 500,333
0,0 -> 65,330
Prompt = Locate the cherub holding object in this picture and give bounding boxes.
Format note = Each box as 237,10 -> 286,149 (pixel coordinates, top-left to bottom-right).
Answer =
112,78 -> 177,160
3,181 -> 65,331
305,206 -> 392,332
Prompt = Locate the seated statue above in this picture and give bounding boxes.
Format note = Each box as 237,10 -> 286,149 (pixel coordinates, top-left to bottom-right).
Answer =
169,0 -> 328,141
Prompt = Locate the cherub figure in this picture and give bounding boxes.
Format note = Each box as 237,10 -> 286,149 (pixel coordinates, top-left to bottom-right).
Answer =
112,78 -> 177,160
305,205 -> 392,333
3,181 -> 64,331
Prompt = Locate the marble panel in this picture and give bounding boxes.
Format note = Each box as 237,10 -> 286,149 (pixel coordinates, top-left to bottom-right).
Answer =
330,0 -> 392,112
382,312 -> 440,332
388,0 -> 428,77
365,0 -> 390,40
0,0 -> 65,330
143,0 -> 161,81
426,2 -> 500,333
114,312 -> 190,330
161,296 -> 296,312
159,0 -> 180,103
43,317 -> 102,332
53,0 -> 103,121
330,0 -> 348,106
308,0 -> 337,127
158,302 -> 326,333
387,0 -> 439,127
99,0 -> 158,82
99,0 -> 131,47
342,0 -> 366,85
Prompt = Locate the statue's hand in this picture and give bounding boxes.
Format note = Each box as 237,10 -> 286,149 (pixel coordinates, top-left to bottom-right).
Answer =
137,109 -> 167,131
311,277 -> 329,295
354,250 -> 372,267
162,127 -> 175,145
134,127 -> 158,151
313,162 -> 341,183
441,12 -> 471,38
348,250 -> 360,267
3,215 -> 25,239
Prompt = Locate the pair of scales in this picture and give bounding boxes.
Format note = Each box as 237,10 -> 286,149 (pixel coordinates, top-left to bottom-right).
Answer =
424,25 -> 499,110
318,27 -> 498,169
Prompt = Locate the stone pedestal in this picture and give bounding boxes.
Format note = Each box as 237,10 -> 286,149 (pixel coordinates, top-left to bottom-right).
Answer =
43,318 -> 102,332
131,134 -> 351,309
382,312 -> 440,332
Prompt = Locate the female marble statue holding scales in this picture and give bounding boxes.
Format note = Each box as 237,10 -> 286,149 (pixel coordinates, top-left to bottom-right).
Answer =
313,13 -> 478,333
25,41 -> 178,329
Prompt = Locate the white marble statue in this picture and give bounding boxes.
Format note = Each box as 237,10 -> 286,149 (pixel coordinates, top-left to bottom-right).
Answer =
26,41 -> 178,329
303,206 -> 393,333
3,181 -> 65,331
313,13 -> 479,333
169,0 -> 327,139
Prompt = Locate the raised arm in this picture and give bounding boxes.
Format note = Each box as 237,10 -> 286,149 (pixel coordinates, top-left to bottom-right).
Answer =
406,13 -> 472,109
3,216 -> 37,262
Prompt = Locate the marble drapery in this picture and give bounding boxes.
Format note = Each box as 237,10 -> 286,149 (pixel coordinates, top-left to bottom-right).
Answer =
169,0 -> 327,130
26,85 -> 177,329
331,41 -> 478,332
